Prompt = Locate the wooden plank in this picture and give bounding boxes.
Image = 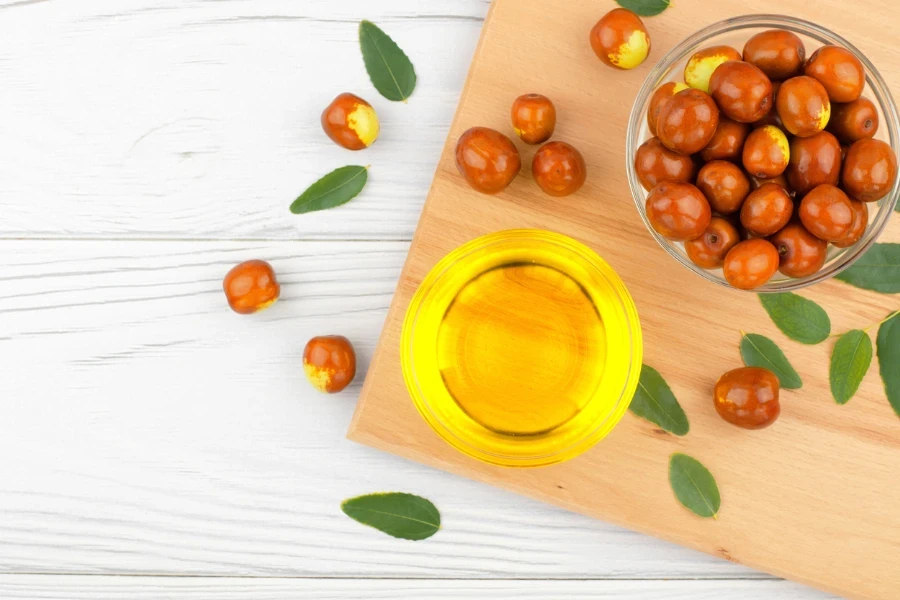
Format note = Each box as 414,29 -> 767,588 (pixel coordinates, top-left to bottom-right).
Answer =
0,240 -> 758,578
0,575 -> 836,599
0,0 -> 488,240
349,1 -> 900,599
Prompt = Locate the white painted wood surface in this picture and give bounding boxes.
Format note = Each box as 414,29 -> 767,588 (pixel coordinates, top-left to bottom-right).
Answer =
0,0 -> 838,597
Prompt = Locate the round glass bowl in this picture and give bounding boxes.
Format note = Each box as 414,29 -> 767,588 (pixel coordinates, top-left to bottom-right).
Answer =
401,230 -> 642,468
626,14 -> 900,292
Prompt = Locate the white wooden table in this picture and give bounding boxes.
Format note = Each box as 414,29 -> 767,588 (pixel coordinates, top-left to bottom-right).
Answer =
0,1 -> 837,598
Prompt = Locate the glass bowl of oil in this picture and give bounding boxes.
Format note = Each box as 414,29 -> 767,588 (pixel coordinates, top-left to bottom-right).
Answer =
401,229 -> 642,468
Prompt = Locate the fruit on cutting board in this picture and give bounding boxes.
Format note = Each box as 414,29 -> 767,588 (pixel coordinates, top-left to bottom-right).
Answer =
590,8 -> 650,70
321,92 -> 380,150
223,260 -> 281,315
303,335 -> 357,394
714,367 -> 781,429
511,93 -> 556,144
532,141 -> 587,197
455,127 -> 522,194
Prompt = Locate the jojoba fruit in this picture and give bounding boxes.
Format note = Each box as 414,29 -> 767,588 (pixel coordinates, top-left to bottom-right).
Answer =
714,367 -> 781,429
657,88 -> 720,155
511,94 -> 557,145
303,335 -> 356,394
635,137 -> 696,191
743,125 -> 790,179
700,117 -> 750,162
776,76 -> 831,137
223,260 -> 280,315
455,127 -> 522,194
684,45 -> 743,93
648,82 -> 689,136
696,160 -> 751,214
532,141 -> 587,197
709,60 -> 773,123
770,221 -> 828,278
645,181 -> 712,241
321,93 -> 380,151
723,238 -> 780,289
829,97 -> 879,144
742,30 -> 806,81
805,45 -> 865,103
833,198 -> 869,248
685,217 -> 740,269
799,184 -> 854,242
841,138 -> 897,202
786,131 -> 842,196
590,8 -> 650,70
741,183 -> 793,236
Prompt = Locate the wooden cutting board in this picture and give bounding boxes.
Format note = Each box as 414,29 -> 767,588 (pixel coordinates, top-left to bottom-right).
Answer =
348,1 -> 900,597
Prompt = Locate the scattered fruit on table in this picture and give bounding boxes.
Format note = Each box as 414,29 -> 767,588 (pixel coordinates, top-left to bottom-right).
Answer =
223,260 -> 281,315
714,366 -> 781,429
532,141 -> 587,197
511,93 -> 557,144
455,127 -> 522,194
303,335 -> 357,394
321,92 -> 380,150
590,8 -> 650,70
684,45 -> 741,93
634,28 -> 897,289
657,88 -> 720,154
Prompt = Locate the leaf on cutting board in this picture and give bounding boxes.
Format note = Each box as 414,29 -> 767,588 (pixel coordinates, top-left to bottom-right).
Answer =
290,166 -> 368,214
877,311 -> 900,418
359,20 -> 417,102
615,0 -> 671,16
740,332 -> 803,390
835,243 -> 900,294
628,364 -> 690,436
668,453 -> 720,519
758,292 -> 831,344
341,492 -> 441,541
829,329 -> 873,405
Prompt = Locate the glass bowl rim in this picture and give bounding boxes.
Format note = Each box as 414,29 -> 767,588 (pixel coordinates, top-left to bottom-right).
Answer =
400,228 -> 643,467
625,13 -> 900,293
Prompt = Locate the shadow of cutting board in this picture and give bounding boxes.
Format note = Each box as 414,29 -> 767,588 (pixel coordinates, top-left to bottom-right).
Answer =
348,1 -> 900,597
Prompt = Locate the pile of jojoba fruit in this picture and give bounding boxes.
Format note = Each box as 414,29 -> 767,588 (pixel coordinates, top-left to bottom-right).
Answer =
455,94 -> 587,197
635,29 -> 897,290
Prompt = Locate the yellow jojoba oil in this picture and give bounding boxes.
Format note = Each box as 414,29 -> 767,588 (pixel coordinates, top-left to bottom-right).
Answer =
402,230 -> 642,467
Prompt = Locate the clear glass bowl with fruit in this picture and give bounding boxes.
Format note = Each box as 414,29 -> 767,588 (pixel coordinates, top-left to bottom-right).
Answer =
626,14 -> 900,292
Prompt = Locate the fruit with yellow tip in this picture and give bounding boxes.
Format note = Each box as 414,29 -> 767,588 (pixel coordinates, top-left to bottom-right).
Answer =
589,8 -> 650,71
321,92 -> 380,150
743,125 -> 790,179
684,45 -> 742,93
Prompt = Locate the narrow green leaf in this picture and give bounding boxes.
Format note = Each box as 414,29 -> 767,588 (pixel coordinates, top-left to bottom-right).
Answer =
877,312 -> 900,418
829,329 -> 873,405
668,453 -> 720,519
341,492 -> 440,541
740,333 -> 803,389
835,243 -> 900,293
359,20 -> 417,102
758,292 -> 831,344
290,166 -> 368,214
628,364 -> 689,435
615,0 -> 671,16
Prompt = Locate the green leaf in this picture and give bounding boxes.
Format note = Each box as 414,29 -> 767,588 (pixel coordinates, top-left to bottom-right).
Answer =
877,311 -> 900,418
628,364 -> 689,435
359,20 -> 417,102
829,329 -> 873,405
615,0 -> 671,16
740,333 -> 803,389
341,493 -> 440,541
290,166 -> 368,214
668,453 -> 720,519
758,293 -> 831,344
835,243 -> 900,294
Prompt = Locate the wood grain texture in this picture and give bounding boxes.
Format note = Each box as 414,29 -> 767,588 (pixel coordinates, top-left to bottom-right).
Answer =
0,0 -> 489,241
0,241 -> 769,580
349,1 -> 900,599
0,575 -> 836,599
